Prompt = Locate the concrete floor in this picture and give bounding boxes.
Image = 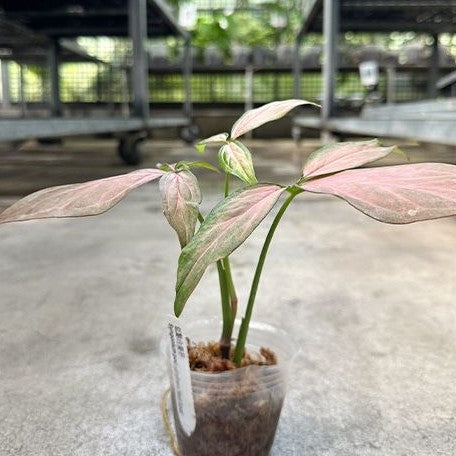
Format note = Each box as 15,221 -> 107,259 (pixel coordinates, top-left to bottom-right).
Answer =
0,139 -> 455,455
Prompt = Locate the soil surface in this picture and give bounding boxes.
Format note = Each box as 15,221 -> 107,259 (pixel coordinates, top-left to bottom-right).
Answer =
187,340 -> 277,372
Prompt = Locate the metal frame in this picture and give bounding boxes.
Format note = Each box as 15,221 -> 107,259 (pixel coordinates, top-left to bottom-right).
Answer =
129,0 -> 150,119
292,0 -> 456,145
0,0 -> 194,164
0,117 -> 190,142
48,39 -> 61,117
321,0 -> 339,139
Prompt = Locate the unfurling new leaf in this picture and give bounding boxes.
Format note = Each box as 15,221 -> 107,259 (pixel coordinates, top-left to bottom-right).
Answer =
159,170 -> 202,248
0,168 -> 164,224
218,140 -> 257,185
174,184 -> 285,316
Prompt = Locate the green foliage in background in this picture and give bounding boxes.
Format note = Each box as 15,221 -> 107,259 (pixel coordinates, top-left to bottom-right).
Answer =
179,0 -> 303,60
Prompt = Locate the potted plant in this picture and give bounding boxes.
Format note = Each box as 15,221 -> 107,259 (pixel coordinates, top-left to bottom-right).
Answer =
1,100 -> 455,455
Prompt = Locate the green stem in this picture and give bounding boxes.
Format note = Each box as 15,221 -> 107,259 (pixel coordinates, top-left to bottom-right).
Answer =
224,172 -> 230,198
197,212 -> 205,225
223,257 -> 238,326
216,260 -> 232,356
198,211 -> 231,357
233,188 -> 301,366
222,172 -> 238,343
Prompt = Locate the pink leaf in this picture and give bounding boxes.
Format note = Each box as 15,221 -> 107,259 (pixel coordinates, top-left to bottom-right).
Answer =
174,184 -> 286,315
196,133 -> 229,152
231,99 -> 318,139
0,168 -> 164,225
300,163 -> 456,224
159,170 -> 202,248
302,139 -> 397,179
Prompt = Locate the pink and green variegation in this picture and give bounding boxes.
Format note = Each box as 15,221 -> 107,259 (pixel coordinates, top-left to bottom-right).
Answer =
1,99 -> 455,367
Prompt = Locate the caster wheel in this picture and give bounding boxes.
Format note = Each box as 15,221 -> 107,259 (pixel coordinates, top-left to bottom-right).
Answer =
118,136 -> 144,165
180,125 -> 199,144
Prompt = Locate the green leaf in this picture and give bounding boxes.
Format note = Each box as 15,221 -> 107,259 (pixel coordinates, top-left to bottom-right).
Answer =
159,170 -> 202,248
195,143 -> 206,153
218,140 -> 257,185
174,184 -> 285,316
157,163 -> 175,172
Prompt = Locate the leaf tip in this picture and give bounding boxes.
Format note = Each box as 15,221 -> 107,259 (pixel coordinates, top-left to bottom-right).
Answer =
195,143 -> 206,153
174,289 -> 186,317
392,145 -> 410,162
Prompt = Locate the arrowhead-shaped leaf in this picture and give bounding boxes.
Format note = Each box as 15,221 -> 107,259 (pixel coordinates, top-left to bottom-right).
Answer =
159,170 -> 202,248
0,168 -> 164,225
231,99 -> 318,139
218,140 -> 257,185
174,184 -> 286,316
302,139 -> 398,179
196,133 -> 229,152
300,163 -> 456,224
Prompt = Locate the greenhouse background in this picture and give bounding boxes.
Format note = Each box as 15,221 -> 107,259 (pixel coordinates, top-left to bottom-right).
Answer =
3,0 -> 456,109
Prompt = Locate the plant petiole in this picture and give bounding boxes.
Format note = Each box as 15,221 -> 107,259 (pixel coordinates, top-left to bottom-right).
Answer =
233,187 -> 300,366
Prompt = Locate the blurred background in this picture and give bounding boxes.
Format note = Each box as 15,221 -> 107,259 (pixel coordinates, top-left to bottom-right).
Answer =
0,0 -> 455,193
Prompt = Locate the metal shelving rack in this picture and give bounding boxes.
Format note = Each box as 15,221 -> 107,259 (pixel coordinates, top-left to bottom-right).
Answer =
0,0 -> 194,165
292,0 -> 456,146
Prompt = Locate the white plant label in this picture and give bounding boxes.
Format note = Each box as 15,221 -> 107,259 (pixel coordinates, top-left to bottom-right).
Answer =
167,320 -> 196,436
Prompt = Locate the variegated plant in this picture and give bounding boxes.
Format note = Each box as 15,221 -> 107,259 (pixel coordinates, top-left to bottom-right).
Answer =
1,99 -> 456,365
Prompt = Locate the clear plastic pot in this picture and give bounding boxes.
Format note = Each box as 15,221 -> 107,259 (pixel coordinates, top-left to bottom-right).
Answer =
167,319 -> 295,456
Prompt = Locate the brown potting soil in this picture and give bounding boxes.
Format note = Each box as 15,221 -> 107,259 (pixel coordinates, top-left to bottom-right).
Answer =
187,340 -> 277,372
172,341 -> 284,456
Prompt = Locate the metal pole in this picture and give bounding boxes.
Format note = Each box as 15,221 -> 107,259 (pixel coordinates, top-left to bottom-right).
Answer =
321,0 -> 339,141
121,67 -> 130,117
107,64 -> 115,116
48,39 -> 61,117
293,38 -> 302,99
428,33 -> 439,99
183,37 -> 192,119
1,60 -> 11,109
96,63 -> 102,102
386,64 -> 396,105
19,63 -> 26,118
245,55 -> 254,139
128,0 -> 149,119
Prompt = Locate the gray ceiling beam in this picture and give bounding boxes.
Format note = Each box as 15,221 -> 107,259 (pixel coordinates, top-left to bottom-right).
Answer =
343,1 -> 456,7
296,0 -> 322,39
149,0 -> 189,39
4,9 -> 128,19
